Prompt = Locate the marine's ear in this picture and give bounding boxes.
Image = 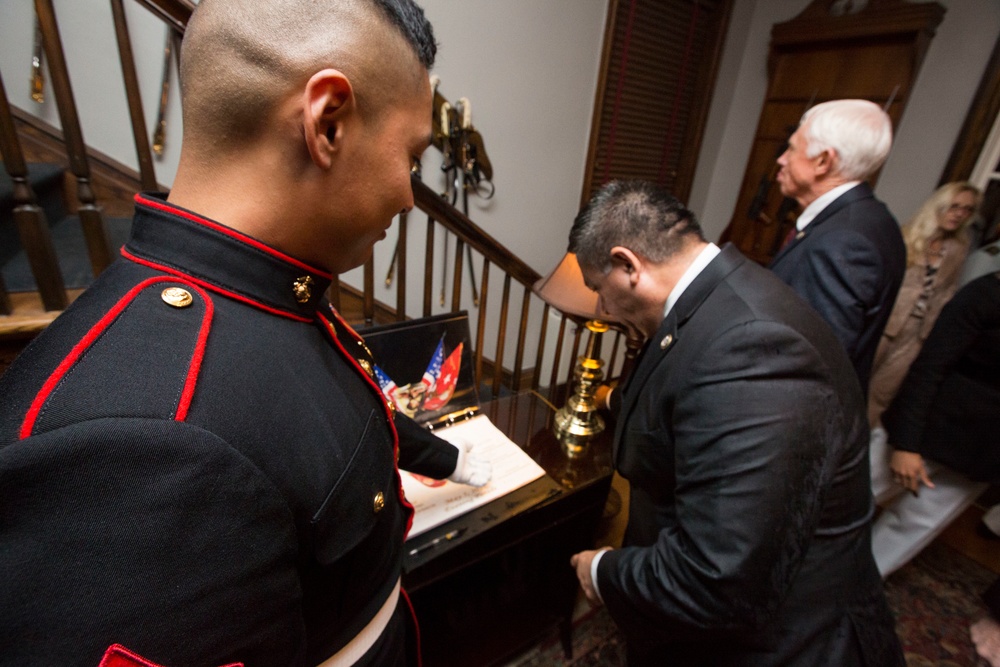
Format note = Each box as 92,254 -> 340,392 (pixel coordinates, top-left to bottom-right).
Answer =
302,69 -> 355,170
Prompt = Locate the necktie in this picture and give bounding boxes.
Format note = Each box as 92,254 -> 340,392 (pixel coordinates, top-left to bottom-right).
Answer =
779,224 -> 799,251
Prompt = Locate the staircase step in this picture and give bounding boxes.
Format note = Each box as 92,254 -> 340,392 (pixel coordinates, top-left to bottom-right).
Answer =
1,214 -> 132,292
1,162 -> 68,266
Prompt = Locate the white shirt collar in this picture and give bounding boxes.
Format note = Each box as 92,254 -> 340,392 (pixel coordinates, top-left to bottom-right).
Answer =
664,243 -> 721,318
796,181 -> 860,231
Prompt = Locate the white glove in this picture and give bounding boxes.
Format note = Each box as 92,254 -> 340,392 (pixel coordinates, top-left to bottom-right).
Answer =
447,440 -> 492,487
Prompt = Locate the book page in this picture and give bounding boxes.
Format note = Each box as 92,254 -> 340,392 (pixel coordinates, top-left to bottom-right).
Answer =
402,414 -> 547,538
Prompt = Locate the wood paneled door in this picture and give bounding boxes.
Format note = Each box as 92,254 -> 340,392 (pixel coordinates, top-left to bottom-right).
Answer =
720,0 -> 945,265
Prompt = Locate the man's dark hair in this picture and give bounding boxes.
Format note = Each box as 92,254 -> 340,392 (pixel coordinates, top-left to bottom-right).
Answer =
180,0 -> 436,151
372,0 -> 437,69
569,180 -> 704,273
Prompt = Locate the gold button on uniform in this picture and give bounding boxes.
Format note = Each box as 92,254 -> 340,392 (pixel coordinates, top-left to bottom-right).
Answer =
660,334 -> 674,350
373,491 -> 385,514
358,358 -> 374,379
161,287 -> 193,308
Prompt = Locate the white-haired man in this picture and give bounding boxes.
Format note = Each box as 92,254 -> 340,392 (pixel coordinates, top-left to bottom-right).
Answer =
769,99 -> 906,395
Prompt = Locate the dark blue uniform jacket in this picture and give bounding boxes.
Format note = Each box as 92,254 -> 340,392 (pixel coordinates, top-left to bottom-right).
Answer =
0,193 -> 456,666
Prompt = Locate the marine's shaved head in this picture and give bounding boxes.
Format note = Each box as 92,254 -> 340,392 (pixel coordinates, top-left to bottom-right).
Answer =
179,0 -> 436,152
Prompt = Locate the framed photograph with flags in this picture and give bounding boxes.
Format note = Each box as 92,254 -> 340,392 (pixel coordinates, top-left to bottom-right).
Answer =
360,312 -> 553,539
362,311 -> 478,427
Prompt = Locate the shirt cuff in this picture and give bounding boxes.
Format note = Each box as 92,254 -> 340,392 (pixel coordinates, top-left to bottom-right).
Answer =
591,549 -> 609,603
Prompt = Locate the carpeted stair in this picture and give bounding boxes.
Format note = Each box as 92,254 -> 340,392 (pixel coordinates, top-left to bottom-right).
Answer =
0,162 -> 65,267
1,162 -> 131,292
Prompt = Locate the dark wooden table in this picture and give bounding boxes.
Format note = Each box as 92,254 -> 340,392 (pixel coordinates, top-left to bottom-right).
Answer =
402,390 -> 614,667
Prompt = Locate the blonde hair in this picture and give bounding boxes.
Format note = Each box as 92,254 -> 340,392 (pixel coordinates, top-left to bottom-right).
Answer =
902,181 -> 981,267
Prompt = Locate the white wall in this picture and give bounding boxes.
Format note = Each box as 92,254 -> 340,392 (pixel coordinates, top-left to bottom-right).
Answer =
689,0 -> 1000,241
0,1 -> 185,186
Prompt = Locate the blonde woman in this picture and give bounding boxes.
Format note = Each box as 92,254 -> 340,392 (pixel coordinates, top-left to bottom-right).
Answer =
868,181 -> 980,427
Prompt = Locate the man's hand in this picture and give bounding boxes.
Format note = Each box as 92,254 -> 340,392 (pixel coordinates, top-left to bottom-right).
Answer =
570,548 -> 611,606
890,450 -> 934,494
446,440 -> 492,487
593,384 -> 612,411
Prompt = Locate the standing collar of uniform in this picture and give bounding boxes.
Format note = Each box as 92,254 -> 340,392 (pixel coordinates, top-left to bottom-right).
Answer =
123,192 -> 333,321
663,242 -> 721,320
796,181 -> 861,231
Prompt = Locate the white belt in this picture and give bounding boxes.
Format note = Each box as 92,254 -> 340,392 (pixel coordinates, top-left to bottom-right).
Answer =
316,578 -> 402,667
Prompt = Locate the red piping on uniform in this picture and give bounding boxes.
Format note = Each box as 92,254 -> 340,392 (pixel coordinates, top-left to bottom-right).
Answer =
121,247 -> 314,324
134,194 -> 333,280
175,282 -> 214,422
20,277 -> 212,440
401,587 -> 422,667
98,643 -> 165,667
98,643 -> 243,667
318,311 -> 416,537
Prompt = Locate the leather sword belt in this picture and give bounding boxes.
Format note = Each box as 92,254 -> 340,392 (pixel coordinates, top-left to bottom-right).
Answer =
317,578 -> 401,667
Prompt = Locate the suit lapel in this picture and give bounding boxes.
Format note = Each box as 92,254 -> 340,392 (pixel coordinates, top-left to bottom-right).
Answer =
612,245 -> 745,465
769,182 -> 873,267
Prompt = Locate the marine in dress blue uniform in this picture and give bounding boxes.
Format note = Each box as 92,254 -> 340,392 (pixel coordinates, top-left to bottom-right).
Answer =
0,194 -> 458,666
0,0 -> 461,663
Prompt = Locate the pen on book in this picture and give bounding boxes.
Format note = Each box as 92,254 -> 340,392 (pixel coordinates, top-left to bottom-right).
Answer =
408,528 -> 466,557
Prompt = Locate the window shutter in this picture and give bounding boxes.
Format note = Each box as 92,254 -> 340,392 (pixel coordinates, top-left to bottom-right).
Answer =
582,0 -> 732,205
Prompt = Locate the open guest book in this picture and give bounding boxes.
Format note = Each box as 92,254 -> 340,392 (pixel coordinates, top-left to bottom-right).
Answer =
362,312 -> 559,541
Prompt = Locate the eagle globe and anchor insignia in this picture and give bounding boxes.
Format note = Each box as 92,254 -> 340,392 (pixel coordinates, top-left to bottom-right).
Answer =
292,275 -> 314,303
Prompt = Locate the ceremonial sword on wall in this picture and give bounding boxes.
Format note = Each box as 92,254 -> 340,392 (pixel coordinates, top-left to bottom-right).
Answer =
30,13 -> 45,103
385,79 -> 494,308
151,28 -> 180,158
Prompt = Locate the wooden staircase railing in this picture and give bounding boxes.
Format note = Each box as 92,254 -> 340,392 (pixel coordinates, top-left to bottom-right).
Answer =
0,0 -> 635,396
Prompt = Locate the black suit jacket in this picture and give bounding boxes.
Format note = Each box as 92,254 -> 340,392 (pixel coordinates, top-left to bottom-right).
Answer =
597,245 -> 903,666
882,272 -> 1000,481
769,183 -> 905,394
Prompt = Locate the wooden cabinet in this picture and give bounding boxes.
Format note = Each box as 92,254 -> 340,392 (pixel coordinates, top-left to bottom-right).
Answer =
403,391 -> 614,666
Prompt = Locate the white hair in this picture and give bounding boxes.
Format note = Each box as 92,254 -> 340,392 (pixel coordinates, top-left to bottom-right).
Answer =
801,99 -> 893,181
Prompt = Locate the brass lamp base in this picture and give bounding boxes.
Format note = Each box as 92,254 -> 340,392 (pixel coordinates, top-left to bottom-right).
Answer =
554,320 -> 608,458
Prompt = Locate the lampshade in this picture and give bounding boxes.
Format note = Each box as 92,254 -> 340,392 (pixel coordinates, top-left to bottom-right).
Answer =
532,252 -> 617,323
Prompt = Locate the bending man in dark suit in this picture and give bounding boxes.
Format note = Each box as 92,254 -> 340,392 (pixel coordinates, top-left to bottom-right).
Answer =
568,180 -> 903,666
769,99 -> 906,394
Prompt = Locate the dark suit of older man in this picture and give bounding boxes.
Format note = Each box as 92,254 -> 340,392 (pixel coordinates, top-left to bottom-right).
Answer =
769,182 -> 905,394
767,99 -> 905,395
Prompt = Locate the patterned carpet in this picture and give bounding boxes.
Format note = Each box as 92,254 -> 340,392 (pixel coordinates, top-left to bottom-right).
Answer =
506,541 -> 996,666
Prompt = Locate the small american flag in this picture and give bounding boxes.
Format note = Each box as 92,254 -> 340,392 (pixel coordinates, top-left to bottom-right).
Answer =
373,364 -> 398,402
422,335 -> 445,390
